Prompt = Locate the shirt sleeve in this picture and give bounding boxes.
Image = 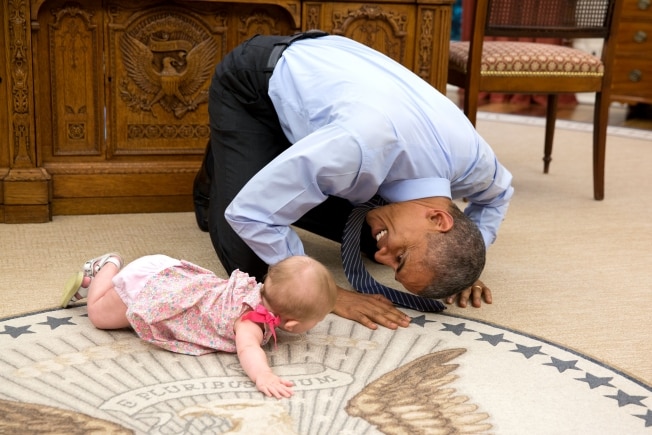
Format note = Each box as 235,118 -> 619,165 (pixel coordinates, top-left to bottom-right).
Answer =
450,134 -> 513,248
463,170 -> 513,248
224,123 -> 373,265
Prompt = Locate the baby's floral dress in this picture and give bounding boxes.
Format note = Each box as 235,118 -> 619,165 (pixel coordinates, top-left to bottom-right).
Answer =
124,261 -> 273,355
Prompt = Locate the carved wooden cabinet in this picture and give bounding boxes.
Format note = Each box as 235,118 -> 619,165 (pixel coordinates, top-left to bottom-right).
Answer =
303,0 -> 453,91
0,0 -> 453,223
610,0 -> 652,105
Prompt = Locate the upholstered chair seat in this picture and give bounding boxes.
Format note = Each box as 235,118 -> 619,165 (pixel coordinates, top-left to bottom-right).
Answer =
449,41 -> 604,76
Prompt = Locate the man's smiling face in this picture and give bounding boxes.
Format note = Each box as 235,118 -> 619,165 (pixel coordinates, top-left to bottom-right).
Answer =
365,202 -> 437,293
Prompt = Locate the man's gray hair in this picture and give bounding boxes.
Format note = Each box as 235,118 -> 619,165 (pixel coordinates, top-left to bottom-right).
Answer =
419,202 -> 486,299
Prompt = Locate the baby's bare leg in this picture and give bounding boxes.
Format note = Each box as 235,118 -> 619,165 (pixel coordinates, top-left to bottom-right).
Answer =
87,263 -> 130,329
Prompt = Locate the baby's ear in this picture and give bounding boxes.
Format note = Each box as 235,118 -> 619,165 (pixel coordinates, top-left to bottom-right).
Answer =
282,319 -> 299,332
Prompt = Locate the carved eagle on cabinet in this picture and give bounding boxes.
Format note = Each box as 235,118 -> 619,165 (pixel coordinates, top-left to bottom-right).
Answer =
346,348 -> 493,433
120,33 -> 218,116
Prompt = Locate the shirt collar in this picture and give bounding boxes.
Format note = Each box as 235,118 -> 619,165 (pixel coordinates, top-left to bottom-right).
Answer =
378,178 -> 452,203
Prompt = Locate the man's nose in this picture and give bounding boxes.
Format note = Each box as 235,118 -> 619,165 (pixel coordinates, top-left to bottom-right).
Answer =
374,248 -> 397,270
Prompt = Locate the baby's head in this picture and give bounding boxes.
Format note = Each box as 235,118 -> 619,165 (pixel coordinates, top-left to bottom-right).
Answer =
261,256 -> 337,334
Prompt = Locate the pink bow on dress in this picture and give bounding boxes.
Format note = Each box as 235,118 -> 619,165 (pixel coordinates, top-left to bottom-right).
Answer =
241,304 -> 281,346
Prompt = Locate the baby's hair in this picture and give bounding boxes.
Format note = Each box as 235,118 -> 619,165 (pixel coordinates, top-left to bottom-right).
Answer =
261,256 -> 337,321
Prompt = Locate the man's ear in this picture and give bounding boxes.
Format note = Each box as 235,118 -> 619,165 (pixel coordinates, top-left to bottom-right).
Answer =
282,319 -> 300,332
427,209 -> 454,232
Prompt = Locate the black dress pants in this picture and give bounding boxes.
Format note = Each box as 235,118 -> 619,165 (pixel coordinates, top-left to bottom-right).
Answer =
204,34 -> 357,280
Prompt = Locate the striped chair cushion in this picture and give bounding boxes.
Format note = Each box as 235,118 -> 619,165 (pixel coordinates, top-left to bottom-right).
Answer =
449,41 -> 604,76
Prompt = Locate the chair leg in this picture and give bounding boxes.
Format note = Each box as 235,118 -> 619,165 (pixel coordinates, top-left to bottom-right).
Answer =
463,83 -> 479,126
593,92 -> 608,200
543,94 -> 558,174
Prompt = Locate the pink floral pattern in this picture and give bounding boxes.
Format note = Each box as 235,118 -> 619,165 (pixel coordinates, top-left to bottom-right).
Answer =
449,41 -> 604,76
125,262 -> 272,355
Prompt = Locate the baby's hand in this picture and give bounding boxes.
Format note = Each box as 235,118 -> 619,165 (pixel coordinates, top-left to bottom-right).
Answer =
255,372 -> 294,399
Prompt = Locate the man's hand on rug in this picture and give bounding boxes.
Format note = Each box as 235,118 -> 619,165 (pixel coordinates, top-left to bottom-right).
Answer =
445,279 -> 493,308
255,372 -> 294,399
333,287 -> 411,330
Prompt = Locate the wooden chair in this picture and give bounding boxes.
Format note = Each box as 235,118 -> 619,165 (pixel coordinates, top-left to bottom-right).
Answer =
448,0 -> 624,200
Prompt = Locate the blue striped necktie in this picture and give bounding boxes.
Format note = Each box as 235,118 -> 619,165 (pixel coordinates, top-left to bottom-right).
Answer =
340,197 -> 446,312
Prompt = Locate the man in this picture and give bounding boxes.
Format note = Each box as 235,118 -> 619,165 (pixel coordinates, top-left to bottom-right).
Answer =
194,32 -> 513,330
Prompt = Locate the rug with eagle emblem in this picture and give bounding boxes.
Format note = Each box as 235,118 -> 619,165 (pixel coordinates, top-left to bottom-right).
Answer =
1,306 -> 650,434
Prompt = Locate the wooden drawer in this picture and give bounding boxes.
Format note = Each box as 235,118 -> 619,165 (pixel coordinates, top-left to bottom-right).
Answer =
610,57 -> 652,102
615,20 -> 652,54
621,0 -> 652,19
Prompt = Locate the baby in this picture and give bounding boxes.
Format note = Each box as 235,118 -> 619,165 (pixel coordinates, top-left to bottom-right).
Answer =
62,253 -> 337,398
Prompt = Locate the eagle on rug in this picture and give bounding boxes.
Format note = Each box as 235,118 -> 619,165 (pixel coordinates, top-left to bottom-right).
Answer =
346,348 -> 492,433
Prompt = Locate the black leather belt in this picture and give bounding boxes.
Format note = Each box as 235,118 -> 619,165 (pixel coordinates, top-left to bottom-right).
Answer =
264,30 -> 329,76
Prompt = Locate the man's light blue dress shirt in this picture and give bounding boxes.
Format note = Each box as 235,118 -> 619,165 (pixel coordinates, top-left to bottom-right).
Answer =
225,35 -> 513,265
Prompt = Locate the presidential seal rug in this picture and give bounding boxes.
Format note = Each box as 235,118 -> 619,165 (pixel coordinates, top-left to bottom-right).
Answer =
0,307 -> 650,434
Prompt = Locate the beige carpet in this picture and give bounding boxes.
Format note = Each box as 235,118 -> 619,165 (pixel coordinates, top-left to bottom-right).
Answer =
1,114 -> 651,434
